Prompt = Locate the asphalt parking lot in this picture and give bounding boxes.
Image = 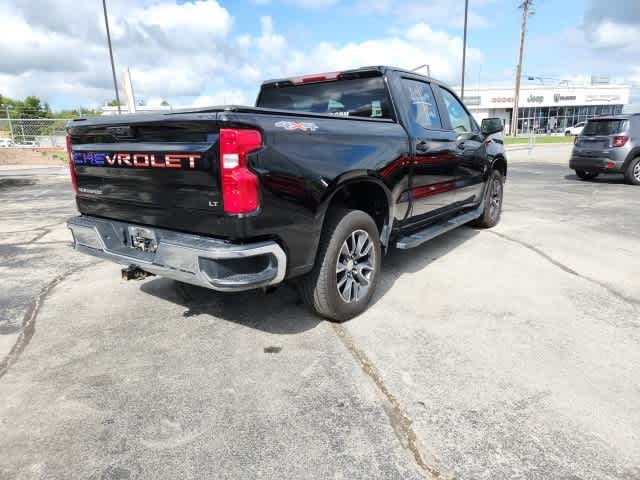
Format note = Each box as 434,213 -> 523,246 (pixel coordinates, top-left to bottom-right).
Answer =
1,144 -> 639,479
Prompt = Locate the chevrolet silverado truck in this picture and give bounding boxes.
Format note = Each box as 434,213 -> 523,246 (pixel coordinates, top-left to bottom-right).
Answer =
66,66 -> 507,321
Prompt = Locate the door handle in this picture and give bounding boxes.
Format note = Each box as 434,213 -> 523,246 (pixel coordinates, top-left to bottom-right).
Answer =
457,141 -> 466,149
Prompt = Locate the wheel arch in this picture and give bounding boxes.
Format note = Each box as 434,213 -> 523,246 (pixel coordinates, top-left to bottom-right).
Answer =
622,148 -> 640,171
318,175 -> 394,247
491,155 -> 508,178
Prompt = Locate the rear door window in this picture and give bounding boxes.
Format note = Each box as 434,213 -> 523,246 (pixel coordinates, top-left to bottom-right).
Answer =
257,77 -> 393,119
401,79 -> 442,130
583,119 -> 628,135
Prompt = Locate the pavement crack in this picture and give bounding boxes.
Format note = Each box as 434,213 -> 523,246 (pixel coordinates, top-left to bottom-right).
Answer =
0,261 -> 100,381
27,228 -> 52,244
330,323 -> 452,480
488,230 -> 640,308
0,220 -> 66,236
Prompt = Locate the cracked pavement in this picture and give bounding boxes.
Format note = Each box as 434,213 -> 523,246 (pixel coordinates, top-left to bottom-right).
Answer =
1,147 -> 639,479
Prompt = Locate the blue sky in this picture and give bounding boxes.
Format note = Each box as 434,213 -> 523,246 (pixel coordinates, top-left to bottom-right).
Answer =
1,0 -> 638,110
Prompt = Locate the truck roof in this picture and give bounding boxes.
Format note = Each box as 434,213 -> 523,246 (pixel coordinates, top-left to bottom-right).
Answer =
261,65 -> 439,89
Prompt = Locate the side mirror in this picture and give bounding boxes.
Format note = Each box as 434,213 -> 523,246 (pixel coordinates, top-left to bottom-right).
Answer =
481,117 -> 504,136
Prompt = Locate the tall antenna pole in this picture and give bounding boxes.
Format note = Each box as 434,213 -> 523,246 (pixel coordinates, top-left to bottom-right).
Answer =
461,0 -> 469,99
102,0 -> 121,114
511,0 -> 533,136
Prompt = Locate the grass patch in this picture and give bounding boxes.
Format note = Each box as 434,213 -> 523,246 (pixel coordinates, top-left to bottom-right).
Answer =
504,135 -> 574,145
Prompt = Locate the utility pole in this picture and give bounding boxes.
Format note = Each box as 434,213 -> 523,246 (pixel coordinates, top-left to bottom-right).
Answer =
511,0 -> 533,136
461,0 -> 469,100
102,0 -> 121,114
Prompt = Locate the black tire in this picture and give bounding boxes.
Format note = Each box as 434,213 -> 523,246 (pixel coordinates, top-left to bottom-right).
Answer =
624,157 -> 640,185
564,131 -> 571,136
575,169 -> 599,180
299,208 -> 381,322
472,169 -> 504,229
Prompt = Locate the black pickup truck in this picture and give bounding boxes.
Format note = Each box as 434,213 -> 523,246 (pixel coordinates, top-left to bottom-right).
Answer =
66,66 -> 507,321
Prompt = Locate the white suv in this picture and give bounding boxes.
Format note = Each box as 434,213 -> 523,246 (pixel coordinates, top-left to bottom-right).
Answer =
0,138 -> 15,148
564,122 -> 585,136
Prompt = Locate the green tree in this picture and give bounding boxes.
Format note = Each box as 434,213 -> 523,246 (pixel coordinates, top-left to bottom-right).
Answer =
18,96 -> 48,118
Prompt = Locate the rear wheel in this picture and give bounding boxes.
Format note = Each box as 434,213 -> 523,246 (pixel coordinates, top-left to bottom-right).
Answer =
576,169 -> 599,180
299,209 -> 381,322
624,157 -> 640,185
472,169 -> 504,229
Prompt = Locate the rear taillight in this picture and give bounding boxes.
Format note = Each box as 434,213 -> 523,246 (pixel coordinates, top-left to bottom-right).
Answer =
66,134 -> 78,193
219,128 -> 262,214
612,136 -> 629,148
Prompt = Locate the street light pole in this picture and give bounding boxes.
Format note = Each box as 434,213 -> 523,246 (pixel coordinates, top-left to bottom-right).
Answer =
461,0 -> 469,100
511,0 -> 533,136
102,0 -> 121,114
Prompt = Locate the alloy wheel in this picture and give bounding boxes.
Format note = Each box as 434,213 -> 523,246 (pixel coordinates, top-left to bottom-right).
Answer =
336,229 -> 375,303
489,177 -> 503,220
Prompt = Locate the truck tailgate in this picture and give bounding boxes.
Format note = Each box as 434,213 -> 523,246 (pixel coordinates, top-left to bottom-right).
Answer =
69,119 -> 226,235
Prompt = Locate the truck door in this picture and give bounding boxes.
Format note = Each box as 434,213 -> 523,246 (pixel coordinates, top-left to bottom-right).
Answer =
435,86 -> 485,207
398,77 -> 459,225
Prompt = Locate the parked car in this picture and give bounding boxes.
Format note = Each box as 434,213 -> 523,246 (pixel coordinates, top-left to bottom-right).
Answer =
15,140 -> 40,148
570,114 -> 640,185
0,138 -> 15,148
565,121 -> 586,136
66,66 -> 507,321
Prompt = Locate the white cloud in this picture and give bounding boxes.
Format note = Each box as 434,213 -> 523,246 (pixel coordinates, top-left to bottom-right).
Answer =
589,20 -> 640,50
292,23 -> 482,83
0,0 -> 482,110
128,0 -> 232,35
189,90 -> 250,107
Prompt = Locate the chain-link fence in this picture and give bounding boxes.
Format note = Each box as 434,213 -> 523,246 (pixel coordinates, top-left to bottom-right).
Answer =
0,118 -> 68,148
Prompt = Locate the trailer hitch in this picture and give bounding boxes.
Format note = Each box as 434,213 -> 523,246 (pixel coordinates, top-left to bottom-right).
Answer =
121,265 -> 154,281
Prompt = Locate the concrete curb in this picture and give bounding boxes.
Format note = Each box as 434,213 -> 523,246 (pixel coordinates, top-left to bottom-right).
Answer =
505,143 -> 573,151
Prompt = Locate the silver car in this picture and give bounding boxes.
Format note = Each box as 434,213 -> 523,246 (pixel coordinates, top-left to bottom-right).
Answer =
570,115 -> 640,185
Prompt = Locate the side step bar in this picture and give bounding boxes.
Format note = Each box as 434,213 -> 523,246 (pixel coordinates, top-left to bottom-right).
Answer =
395,205 -> 483,250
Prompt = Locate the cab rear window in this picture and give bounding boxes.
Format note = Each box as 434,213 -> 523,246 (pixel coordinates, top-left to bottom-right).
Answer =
257,77 -> 393,119
583,119 -> 628,135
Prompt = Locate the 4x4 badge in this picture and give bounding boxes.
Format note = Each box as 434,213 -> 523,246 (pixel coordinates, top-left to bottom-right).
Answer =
275,121 -> 318,132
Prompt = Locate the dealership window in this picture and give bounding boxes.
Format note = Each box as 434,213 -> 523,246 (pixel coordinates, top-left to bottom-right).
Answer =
516,104 -> 624,134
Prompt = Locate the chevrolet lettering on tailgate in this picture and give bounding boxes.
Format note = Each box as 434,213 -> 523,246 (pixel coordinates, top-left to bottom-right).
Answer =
72,152 -> 202,169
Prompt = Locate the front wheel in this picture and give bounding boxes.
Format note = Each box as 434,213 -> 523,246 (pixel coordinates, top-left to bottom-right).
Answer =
576,169 -> 599,180
472,169 -> 504,229
299,209 -> 381,322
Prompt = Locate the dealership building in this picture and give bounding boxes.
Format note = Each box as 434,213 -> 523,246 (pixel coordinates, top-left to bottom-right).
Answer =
458,82 -> 632,134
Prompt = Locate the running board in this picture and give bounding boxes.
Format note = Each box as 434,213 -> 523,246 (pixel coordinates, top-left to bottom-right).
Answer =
395,206 -> 483,250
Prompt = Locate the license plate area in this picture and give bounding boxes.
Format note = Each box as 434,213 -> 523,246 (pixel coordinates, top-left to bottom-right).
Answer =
127,226 -> 158,253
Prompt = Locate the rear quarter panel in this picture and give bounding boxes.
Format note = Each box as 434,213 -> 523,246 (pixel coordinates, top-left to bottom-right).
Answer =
220,111 -> 410,275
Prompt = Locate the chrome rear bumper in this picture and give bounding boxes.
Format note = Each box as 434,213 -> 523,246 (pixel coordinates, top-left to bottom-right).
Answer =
67,215 -> 287,292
